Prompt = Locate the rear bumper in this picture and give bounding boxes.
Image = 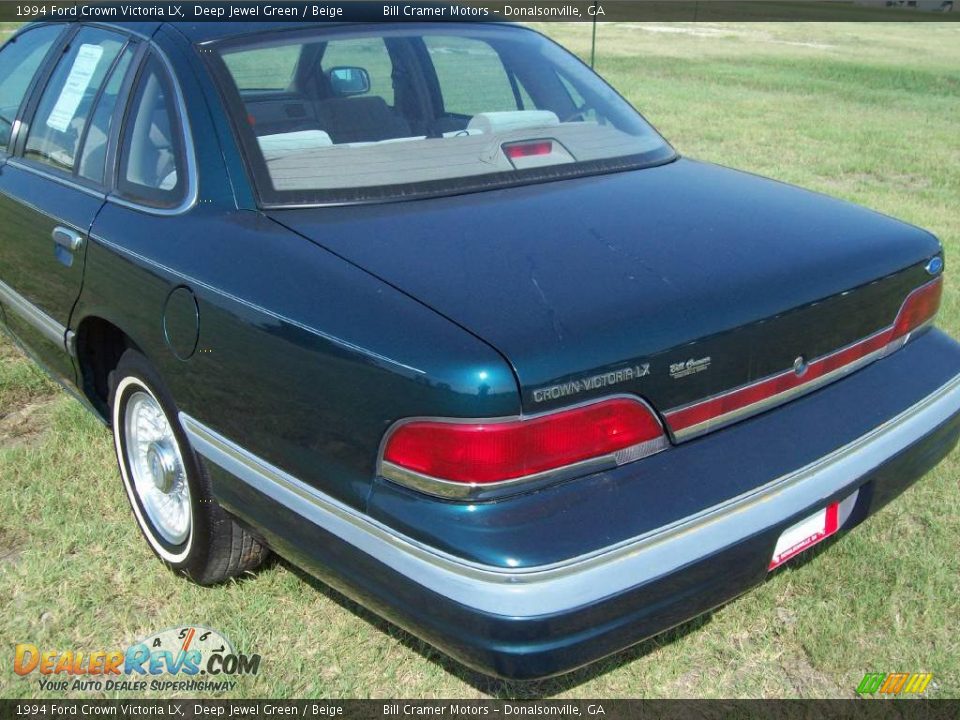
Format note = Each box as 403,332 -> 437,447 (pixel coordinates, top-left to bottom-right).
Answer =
186,330 -> 960,679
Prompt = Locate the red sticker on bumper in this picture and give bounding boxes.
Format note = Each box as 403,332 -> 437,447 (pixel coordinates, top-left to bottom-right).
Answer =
769,501 -> 840,570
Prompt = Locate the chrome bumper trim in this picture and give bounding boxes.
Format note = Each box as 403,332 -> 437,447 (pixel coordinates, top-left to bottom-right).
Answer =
181,370 -> 960,617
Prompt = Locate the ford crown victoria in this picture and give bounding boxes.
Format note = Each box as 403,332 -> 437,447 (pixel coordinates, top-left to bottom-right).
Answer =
0,20 -> 957,679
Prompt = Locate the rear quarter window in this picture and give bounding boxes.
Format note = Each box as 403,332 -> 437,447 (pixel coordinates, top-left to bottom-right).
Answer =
116,54 -> 188,209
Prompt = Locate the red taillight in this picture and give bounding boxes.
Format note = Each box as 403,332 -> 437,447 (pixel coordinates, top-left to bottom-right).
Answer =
503,140 -> 553,160
381,398 -> 665,488
892,276 -> 942,341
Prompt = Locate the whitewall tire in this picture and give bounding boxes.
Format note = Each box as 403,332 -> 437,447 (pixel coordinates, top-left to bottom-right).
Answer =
109,349 -> 268,584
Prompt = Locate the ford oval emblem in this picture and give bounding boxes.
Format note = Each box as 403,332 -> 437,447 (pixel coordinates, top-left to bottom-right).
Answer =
793,355 -> 808,377
926,257 -> 944,276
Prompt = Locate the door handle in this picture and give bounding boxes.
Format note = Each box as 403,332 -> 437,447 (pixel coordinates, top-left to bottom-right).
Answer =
52,226 -> 84,252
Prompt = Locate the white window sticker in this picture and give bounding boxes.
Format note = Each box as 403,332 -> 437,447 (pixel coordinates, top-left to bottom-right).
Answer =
45,44 -> 104,133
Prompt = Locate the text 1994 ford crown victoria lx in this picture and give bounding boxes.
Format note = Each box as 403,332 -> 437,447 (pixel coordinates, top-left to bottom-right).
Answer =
0,20 -> 957,679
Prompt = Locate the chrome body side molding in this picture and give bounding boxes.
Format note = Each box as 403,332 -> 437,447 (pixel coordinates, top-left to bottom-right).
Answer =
180,370 -> 960,618
5,159 -> 107,201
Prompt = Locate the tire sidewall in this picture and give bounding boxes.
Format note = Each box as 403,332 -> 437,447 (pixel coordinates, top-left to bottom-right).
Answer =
111,352 -> 208,571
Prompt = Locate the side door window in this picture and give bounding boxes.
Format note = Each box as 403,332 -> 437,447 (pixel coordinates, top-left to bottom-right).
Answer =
555,71 -> 600,123
320,37 -> 395,106
116,53 -> 188,209
0,25 -> 64,153
77,45 -> 135,185
23,27 -> 128,176
423,36 -> 525,119
223,43 -> 301,93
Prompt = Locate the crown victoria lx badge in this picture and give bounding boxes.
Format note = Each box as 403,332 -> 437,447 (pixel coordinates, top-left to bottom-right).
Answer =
532,364 -> 650,403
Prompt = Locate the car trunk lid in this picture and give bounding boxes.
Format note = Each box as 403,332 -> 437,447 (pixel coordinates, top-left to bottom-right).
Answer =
270,158 -> 942,440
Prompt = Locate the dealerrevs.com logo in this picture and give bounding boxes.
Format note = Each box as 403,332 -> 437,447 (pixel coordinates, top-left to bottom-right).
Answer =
14,626 -> 260,693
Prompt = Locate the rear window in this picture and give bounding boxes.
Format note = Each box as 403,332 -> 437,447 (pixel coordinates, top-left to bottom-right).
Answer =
209,25 -> 675,206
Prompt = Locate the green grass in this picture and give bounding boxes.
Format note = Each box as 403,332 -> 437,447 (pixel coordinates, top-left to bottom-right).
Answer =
2,22 -> 960,699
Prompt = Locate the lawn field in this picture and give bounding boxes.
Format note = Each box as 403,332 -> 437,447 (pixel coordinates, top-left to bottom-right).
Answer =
1,22 -> 959,699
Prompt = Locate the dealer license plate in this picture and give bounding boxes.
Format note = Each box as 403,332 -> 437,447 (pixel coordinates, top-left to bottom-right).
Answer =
769,501 -> 841,570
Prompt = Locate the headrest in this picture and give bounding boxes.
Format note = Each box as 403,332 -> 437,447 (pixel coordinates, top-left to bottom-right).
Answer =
258,130 -> 333,157
467,111 -> 560,136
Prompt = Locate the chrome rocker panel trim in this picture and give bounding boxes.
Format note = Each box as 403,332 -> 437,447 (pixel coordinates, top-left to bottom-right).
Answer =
0,277 -> 72,351
180,370 -> 960,618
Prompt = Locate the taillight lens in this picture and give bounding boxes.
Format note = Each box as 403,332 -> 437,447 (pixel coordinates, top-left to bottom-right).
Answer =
381,398 -> 666,489
892,276 -> 942,341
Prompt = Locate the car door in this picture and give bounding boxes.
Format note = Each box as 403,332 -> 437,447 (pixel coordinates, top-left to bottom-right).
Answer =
0,26 -> 136,383
0,24 -> 66,345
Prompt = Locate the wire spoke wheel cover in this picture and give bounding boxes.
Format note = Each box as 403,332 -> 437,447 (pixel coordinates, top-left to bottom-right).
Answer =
124,391 -> 191,544
113,376 -> 194,563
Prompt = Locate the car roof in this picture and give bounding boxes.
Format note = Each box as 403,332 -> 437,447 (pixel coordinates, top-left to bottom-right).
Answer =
20,20 -> 522,46
168,21 -> 352,43
17,20 -> 343,44
19,20 -> 163,39
172,21 -> 526,44
104,20 -> 513,44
